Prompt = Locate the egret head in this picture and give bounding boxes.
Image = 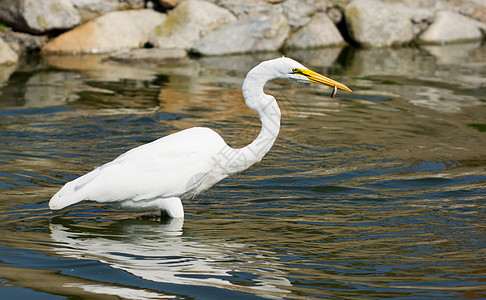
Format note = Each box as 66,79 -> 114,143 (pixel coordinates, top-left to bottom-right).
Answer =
280,57 -> 353,96
243,57 -> 353,111
247,57 -> 353,98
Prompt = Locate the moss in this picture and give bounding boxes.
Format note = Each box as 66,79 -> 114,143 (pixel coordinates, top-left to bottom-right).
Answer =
153,2 -> 189,37
37,16 -> 49,29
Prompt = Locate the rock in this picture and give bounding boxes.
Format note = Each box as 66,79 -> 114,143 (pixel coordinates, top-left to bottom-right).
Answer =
0,37 -> 19,65
418,10 -> 485,44
191,13 -> 289,55
472,5 -> 486,23
149,0 -> 236,50
0,27 -> 47,54
399,0 -> 437,9
284,13 -> 346,49
210,0 -> 326,29
345,0 -> 414,47
42,9 -> 166,54
327,6 -> 344,24
208,0 -> 277,19
69,0 -> 145,22
0,0 -> 80,34
280,0 -> 323,29
108,48 -> 187,64
411,12 -> 434,37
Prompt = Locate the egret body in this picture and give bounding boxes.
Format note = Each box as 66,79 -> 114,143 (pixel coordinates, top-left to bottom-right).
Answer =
49,57 -> 352,218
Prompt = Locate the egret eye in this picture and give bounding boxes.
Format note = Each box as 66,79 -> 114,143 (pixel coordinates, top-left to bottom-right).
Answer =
292,68 -> 303,75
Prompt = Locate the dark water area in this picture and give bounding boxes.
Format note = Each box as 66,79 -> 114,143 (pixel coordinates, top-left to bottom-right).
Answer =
0,44 -> 485,299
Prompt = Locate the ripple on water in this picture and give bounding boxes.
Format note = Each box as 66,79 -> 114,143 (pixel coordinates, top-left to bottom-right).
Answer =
0,47 -> 485,299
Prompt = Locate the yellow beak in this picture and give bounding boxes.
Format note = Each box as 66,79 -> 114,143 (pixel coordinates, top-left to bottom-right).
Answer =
293,68 -> 353,96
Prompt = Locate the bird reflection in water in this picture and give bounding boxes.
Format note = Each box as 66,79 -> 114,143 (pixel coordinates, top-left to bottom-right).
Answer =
50,217 -> 292,298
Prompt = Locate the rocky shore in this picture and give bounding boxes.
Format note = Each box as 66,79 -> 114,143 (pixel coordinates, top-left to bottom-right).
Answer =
0,0 -> 485,65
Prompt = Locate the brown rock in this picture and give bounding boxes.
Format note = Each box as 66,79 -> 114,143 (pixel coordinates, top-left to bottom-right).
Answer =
42,10 -> 166,54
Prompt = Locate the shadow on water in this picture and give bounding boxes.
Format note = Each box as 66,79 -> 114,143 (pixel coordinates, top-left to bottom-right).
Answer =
0,44 -> 485,299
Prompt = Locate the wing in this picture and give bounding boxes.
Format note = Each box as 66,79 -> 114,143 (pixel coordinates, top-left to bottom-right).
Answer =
50,127 -> 229,209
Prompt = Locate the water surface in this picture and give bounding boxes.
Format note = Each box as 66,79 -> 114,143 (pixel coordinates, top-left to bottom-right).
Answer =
0,44 -> 485,299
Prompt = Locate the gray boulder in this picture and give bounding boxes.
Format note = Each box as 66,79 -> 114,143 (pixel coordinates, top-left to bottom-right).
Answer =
191,13 -> 290,55
0,38 -> 19,65
418,10 -> 485,44
69,0 -> 145,22
42,9 -> 166,54
209,0 -> 325,29
208,0 -> 277,19
284,13 -> 346,49
0,0 -> 80,34
280,0 -> 324,29
149,0 -> 236,50
345,0 -> 414,47
0,28 -> 47,53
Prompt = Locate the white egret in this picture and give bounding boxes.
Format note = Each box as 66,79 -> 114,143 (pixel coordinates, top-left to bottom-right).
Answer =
49,57 -> 353,218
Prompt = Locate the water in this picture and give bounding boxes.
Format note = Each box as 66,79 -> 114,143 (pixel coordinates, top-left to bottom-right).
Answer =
0,44 -> 485,299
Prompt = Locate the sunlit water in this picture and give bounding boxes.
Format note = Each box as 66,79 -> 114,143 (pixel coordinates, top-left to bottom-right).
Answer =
0,44 -> 485,299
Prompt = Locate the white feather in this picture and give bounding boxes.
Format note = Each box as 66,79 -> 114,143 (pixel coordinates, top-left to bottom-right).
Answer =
49,57 -> 352,218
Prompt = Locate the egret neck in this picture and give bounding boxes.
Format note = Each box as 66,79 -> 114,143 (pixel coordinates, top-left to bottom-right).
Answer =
233,68 -> 282,173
